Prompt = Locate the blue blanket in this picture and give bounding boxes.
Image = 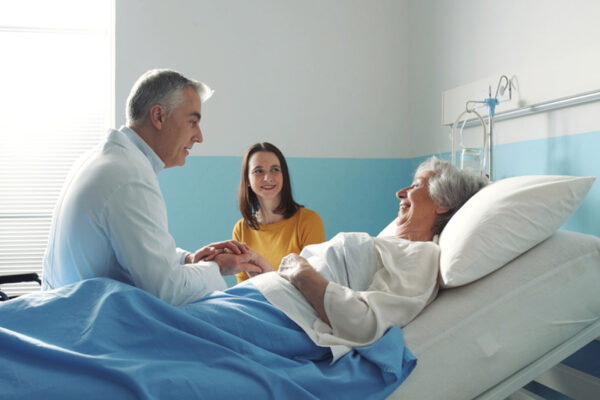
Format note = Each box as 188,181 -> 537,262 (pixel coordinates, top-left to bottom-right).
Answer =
0,278 -> 416,399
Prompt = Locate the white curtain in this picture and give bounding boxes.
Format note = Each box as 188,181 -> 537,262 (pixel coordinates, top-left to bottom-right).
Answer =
0,0 -> 114,297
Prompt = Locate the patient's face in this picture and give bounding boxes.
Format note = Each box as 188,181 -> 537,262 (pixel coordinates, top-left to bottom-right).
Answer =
394,170 -> 441,241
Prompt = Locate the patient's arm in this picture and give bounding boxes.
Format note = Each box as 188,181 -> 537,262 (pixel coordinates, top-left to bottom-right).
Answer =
245,248 -> 276,277
278,254 -> 330,325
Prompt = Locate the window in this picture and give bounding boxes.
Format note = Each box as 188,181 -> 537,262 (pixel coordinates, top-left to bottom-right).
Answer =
0,0 -> 114,297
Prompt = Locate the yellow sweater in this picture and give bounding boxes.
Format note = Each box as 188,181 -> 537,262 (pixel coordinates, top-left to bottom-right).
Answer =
233,207 -> 325,283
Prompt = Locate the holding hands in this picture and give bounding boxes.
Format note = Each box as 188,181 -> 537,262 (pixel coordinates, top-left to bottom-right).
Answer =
189,240 -> 275,277
188,240 -> 250,263
191,243 -> 331,325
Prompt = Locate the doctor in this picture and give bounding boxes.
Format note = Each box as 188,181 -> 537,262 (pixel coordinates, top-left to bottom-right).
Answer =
42,69 -> 270,305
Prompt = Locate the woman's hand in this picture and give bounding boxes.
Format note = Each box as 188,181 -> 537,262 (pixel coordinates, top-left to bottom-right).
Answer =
245,248 -> 275,277
211,251 -> 262,276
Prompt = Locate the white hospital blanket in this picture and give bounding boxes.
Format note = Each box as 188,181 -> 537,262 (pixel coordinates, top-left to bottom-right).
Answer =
252,232 -> 440,360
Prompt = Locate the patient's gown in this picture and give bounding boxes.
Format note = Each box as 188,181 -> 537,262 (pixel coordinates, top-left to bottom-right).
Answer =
252,232 -> 440,359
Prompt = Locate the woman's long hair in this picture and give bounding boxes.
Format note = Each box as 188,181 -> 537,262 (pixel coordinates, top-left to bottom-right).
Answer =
239,142 -> 302,230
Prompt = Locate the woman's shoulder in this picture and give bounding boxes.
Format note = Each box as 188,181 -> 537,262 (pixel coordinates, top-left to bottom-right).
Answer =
295,207 -> 324,228
295,208 -> 325,243
232,217 -> 249,237
233,217 -> 246,228
296,207 -> 323,221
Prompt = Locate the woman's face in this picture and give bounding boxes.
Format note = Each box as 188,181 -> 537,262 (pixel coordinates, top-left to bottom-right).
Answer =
248,151 -> 283,203
394,170 -> 447,240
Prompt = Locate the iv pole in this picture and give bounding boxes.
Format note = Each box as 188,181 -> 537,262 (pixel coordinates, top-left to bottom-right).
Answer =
483,75 -> 510,181
452,75 -> 511,181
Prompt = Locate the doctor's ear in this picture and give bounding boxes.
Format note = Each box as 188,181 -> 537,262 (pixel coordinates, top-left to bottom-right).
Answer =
149,104 -> 166,130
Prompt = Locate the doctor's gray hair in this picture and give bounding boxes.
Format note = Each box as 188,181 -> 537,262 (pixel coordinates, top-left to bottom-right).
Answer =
126,69 -> 213,126
416,156 -> 488,234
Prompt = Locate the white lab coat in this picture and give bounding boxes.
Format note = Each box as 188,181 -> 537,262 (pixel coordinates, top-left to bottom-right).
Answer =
43,126 -> 226,305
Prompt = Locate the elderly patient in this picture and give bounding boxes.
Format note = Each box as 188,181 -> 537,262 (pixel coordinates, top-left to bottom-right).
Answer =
219,156 -> 487,354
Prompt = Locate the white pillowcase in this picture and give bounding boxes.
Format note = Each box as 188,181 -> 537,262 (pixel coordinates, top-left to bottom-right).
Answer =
377,219 -> 397,238
438,175 -> 595,288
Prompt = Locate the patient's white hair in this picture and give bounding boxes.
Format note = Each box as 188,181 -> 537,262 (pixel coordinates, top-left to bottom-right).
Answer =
126,69 -> 214,126
416,156 -> 488,234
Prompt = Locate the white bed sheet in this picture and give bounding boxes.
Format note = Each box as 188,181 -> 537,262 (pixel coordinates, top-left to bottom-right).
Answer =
389,230 -> 600,400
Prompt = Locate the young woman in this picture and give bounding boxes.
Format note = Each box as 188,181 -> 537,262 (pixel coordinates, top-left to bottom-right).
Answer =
233,142 -> 325,283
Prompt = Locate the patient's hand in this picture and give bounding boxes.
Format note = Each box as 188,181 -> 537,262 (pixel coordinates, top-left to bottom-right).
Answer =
278,254 -> 330,325
278,254 -> 313,283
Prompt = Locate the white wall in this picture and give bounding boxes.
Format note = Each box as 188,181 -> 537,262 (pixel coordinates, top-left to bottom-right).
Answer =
116,0 -> 600,158
116,0 -> 411,158
407,0 -> 600,156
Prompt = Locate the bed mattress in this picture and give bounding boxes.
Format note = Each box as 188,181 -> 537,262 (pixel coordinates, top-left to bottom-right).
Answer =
389,230 -> 600,400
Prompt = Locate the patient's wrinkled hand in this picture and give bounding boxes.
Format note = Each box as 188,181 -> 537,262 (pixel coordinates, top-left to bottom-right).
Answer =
278,254 -> 313,284
278,254 -> 331,325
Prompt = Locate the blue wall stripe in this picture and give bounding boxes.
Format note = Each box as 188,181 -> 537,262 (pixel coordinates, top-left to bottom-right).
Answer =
159,157 -> 413,246
424,131 -> 600,237
159,131 -> 599,285
494,130 -> 600,237
159,157 -> 413,285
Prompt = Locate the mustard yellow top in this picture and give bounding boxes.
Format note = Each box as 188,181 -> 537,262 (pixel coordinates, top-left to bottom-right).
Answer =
233,207 -> 325,283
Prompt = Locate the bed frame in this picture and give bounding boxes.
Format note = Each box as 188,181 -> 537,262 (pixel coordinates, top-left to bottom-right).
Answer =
389,230 -> 600,400
488,328 -> 600,400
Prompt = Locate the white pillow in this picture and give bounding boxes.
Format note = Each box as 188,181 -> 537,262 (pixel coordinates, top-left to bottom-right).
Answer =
438,175 -> 595,288
377,219 -> 397,238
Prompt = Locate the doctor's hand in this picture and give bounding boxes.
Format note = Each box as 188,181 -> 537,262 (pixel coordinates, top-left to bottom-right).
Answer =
187,240 -> 250,263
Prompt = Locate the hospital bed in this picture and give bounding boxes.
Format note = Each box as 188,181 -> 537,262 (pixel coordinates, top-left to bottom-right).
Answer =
4,234 -> 595,400
379,173 -> 600,399
391,229 -> 600,399
1,175 -> 598,399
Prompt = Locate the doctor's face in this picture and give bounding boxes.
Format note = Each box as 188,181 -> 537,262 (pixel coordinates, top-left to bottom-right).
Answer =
156,86 -> 203,168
